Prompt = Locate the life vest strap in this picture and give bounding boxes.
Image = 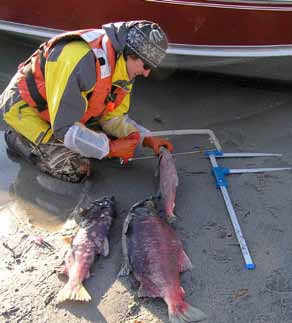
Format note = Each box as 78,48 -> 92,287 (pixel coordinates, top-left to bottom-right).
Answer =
22,48 -> 47,111
22,63 -> 47,111
39,49 -> 46,76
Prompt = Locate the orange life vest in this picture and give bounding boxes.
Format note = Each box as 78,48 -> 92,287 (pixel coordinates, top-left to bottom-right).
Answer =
17,29 -> 128,124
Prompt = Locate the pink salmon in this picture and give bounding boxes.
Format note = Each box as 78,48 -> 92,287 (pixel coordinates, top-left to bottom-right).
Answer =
158,147 -> 178,222
120,197 -> 207,323
57,196 -> 116,302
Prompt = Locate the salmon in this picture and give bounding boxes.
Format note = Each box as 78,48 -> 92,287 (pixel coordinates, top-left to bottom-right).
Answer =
120,197 -> 207,323
56,196 -> 116,302
157,147 -> 178,222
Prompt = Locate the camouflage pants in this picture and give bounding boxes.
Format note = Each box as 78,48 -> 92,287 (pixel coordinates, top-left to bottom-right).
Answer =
4,128 -> 90,183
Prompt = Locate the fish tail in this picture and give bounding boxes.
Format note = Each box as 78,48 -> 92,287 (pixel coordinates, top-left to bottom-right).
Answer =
167,212 -> 176,223
56,281 -> 91,303
168,301 -> 207,323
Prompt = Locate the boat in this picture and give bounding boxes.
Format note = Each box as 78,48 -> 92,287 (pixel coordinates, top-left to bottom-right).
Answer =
1,0 -> 292,81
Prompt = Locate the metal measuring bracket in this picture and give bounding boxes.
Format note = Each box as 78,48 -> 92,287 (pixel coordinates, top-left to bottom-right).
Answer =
205,150 -> 291,270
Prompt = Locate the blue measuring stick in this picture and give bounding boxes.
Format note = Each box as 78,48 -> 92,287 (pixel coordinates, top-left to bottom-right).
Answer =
205,150 -> 290,269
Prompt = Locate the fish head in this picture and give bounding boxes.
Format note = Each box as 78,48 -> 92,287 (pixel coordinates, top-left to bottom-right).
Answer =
131,196 -> 159,218
77,196 -> 116,226
95,196 -> 116,208
93,196 -> 116,217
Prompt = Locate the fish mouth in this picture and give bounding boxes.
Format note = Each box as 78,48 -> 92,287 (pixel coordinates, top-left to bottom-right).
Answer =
76,196 -> 116,223
92,196 -> 116,215
94,196 -> 115,207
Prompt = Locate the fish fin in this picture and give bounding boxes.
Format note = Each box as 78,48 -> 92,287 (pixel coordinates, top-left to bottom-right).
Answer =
154,153 -> 162,192
100,238 -> 109,257
167,213 -> 177,223
63,235 -> 73,245
118,260 -> 132,277
154,164 -> 160,180
179,250 -> 193,272
168,302 -> 207,323
120,211 -> 134,277
155,191 -> 161,200
138,281 -> 161,298
56,281 -> 91,303
175,173 -> 179,187
157,151 -> 163,169
55,263 -> 67,275
154,172 -> 160,193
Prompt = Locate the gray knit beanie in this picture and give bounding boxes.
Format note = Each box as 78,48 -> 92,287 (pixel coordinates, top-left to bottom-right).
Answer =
125,21 -> 168,68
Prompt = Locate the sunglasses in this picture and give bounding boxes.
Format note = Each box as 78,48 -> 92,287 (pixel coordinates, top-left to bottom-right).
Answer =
143,62 -> 152,71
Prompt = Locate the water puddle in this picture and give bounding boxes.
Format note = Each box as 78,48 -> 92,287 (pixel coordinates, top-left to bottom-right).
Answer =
0,202 -> 18,237
0,130 -> 86,233
0,132 -> 20,200
0,194 -> 70,234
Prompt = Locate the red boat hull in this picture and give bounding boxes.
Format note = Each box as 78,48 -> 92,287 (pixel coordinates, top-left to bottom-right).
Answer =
2,0 -> 292,80
1,0 -> 292,46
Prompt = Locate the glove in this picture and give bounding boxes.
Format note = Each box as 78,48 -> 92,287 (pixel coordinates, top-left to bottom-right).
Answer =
143,136 -> 174,155
107,132 -> 140,162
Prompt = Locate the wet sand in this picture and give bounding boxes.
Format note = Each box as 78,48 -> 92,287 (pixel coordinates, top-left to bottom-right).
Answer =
1,32 -> 292,323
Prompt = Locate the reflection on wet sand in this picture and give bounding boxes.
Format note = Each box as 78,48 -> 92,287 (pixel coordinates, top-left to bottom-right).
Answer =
1,152 -> 88,232
12,198 -> 66,232
0,186 -> 73,234
0,132 -> 20,206
0,202 -> 18,237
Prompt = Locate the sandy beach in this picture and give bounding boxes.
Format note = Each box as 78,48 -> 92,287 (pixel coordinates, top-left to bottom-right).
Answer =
1,32 -> 292,323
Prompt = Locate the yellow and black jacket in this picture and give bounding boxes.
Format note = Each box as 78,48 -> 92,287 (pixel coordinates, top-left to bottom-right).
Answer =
2,29 -> 138,144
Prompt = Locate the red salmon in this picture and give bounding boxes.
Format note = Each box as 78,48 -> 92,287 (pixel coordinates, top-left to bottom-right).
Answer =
57,196 -> 116,302
158,147 -> 178,221
120,197 -> 207,323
